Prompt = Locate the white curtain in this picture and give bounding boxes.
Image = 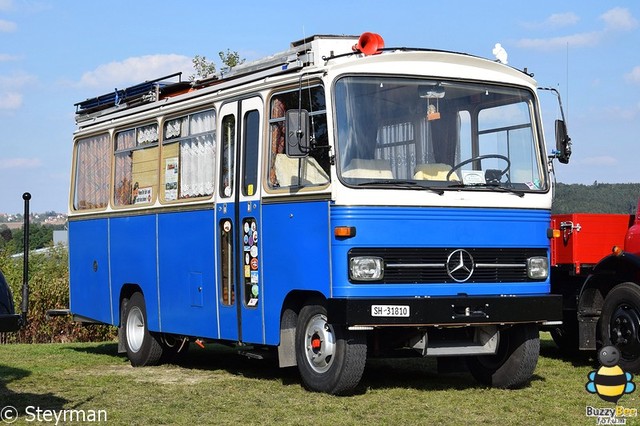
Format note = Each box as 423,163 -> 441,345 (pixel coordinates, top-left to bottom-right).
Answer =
180,110 -> 215,198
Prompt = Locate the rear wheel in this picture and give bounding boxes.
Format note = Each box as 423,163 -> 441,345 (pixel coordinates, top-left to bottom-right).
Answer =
123,292 -> 163,366
466,324 -> 539,388
295,303 -> 366,395
600,282 -> 640,373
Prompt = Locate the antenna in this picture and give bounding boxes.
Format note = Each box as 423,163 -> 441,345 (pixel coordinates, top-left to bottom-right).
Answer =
566,42 -> 569,123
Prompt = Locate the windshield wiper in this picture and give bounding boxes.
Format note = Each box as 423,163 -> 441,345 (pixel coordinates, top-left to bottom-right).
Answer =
446,182 -> 525,197
355,180 -> 444,195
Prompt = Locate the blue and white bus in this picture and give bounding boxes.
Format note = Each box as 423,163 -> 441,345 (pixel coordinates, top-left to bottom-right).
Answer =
68,33 -> 570,394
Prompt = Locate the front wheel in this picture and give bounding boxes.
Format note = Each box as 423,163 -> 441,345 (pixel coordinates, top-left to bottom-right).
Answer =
295,303 -> 367,395
600,282 -> 640,373
122,292 -> 164,367
466,324 -> 539,389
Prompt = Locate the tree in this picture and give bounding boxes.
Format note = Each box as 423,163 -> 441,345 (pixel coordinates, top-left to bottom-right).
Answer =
189,55 -> 217,81
219,49 -> 245,69
10,223 -> 53,253
189,50 -> 245,81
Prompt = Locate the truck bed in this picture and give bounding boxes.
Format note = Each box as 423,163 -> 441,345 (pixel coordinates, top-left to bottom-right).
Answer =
551,213 -> 634,272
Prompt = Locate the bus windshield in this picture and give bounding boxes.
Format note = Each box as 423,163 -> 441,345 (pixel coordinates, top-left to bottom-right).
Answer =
334,76 -> 546,192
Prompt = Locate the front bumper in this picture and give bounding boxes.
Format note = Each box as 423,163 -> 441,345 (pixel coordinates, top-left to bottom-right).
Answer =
327,294 -> 562,327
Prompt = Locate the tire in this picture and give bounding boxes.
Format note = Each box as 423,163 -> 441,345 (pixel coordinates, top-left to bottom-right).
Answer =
466,324 -> 539,389
599,282 -> 640,373
295,303 -> 367,395
122,292 -> 163,367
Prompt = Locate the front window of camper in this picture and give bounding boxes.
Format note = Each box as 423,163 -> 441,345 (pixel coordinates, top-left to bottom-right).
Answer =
334,76 -> 546,192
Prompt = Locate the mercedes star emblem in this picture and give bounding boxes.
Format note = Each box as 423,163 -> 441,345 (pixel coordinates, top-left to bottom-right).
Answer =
446,249 -> 475,282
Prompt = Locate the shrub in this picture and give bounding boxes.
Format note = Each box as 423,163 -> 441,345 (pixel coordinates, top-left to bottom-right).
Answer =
0,245 -> 116,343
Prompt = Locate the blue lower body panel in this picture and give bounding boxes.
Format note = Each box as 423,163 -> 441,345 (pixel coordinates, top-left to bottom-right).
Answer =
69,209 -> 218,339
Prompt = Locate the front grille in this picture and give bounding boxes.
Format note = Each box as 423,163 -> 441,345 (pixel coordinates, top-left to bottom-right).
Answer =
348,247 -> 546,284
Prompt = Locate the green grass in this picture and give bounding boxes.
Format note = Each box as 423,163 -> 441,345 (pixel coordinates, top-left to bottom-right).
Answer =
0,333 -> 638,425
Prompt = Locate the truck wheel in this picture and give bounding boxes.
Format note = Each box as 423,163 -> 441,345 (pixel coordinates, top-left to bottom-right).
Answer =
123,292 -> 163,367
466,324 -> 539,388
600,282 -> 640,373
295,303 -> 366,395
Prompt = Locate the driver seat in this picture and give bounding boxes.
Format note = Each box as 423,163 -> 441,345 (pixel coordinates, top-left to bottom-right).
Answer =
413,163 -> 459,181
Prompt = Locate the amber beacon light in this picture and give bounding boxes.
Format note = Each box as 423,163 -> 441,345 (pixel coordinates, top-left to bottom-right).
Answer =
352,32 -> 385,56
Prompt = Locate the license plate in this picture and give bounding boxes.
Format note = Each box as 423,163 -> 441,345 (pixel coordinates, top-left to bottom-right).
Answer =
371,305 -> 410,317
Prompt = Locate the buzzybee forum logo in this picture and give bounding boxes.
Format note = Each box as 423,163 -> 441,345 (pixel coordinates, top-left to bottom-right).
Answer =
585,346 -> 638,424
586,346 -> 635,403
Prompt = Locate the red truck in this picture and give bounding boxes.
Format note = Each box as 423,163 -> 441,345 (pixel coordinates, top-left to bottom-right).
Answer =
549,198 -> 640,371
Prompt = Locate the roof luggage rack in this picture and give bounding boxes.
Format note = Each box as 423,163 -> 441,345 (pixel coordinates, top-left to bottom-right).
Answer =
74,72 -> 189,118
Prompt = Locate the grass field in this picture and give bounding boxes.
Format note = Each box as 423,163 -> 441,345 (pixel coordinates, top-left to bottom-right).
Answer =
0,333 -> 638,425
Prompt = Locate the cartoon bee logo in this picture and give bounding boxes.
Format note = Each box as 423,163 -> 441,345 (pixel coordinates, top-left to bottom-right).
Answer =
586,346 -> 635,403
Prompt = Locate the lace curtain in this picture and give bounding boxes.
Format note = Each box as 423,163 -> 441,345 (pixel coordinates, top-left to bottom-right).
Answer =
74,133 -> 110,209
164,110 -> 216,199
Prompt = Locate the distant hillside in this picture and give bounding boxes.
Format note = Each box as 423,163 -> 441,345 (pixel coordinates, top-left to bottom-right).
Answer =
552,183 -> 640,214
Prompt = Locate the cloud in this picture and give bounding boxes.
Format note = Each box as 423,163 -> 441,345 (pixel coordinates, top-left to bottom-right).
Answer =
601,7 -> 638,31
522,12 -> 579,29
77,54 -> 194,89
0,0 -> 12,12
0,18 -> 16,32
0,158 -> 41,169
547,12 -> 580,27
517,32 -> 601,50
516,7 -> 637,51
626,66 -> 640,84
0,54 -> 19,62
578,156 -> 617,166
0,92 -> 22,109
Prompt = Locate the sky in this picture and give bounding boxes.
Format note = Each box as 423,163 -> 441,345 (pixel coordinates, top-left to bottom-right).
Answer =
1,1 -> 639,214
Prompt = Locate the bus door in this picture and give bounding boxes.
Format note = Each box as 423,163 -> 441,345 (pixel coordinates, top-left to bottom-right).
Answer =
216,97 -> 264,343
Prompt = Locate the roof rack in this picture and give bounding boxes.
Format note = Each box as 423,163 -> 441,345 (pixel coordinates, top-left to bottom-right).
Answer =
74,72 -> 189,118
74,34 -> 361,123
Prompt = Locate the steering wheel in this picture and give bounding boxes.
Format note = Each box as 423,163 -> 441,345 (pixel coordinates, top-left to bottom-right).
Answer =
446,154 -> 511,181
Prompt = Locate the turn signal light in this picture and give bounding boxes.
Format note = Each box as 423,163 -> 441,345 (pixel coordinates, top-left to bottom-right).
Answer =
334,226 -> 356,238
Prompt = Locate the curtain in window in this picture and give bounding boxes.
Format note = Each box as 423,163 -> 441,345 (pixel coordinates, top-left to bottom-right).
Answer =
74,134 -> 110,210
180,110 -> 215,198
180,134 -> 214,197
114,152 -> 133,205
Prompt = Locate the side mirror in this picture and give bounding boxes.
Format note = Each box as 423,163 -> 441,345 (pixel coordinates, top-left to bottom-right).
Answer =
285,109 -> 310,157
555,119 -> 571,164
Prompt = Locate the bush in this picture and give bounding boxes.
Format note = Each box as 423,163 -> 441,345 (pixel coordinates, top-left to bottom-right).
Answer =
0,245 -> 116,343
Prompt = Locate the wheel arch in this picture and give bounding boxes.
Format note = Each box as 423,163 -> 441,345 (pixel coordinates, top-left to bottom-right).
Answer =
577,254 -> 640,350
579,255 -> 640,314
277,290 -> 327,368
117,283 -> 143,353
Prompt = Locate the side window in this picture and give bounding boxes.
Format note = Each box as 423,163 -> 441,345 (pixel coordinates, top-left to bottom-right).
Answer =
220,115 -> 236,198
114,124 -> 159,206
73,133 -> 110,210
268,85 -> 330,189
161,109 -> 216,202
242,110 -> 260,196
